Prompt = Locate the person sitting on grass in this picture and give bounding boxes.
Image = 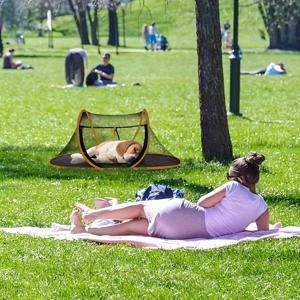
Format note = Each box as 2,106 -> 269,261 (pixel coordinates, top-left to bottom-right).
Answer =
70,152 -> 269,239
3,48 -> 22,69
86,52 -> 115,86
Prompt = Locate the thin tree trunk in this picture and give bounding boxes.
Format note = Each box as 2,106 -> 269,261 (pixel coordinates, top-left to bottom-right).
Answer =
0,28 -> 3,57
87,4 -> 99,45
0,9 -> 3,56
78,9 -> 90,44
68,0 -> 82,40
68,0 -> 90,45
107,6 -> 119,46
46,0 -> 53,15
195,0 -> 233,161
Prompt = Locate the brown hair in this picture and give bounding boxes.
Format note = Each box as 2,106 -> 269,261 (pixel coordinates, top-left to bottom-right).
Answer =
228,152 -> 265,184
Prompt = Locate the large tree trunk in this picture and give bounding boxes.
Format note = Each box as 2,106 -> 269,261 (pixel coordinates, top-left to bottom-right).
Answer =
107,5 -> 119,46
268,20 -> 300,50
195,0 -> 233,162
259,0 -> 300,50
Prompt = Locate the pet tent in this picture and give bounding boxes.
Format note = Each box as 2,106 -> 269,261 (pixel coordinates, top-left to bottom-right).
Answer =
50,109 -> 180,170
65,49 -> 87,87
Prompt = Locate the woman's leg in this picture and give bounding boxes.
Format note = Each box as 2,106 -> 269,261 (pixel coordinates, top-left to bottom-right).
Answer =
76,202 -> 147,224
95,197 -> 118,209
70,208 -> 149,236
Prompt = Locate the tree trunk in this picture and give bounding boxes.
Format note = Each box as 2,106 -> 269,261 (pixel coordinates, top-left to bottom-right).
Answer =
259,0 -> 300,50
268,20 -> 300,50
68,0 -> 82,41
68,0 -> 90,45
87,5 -> 99,46
78,9 -> 90,44
0,9 -> 3,56
268,26 -> 280,49
195,0 -> 233,162
107,6 -> 119,46
0,28 -> 3,57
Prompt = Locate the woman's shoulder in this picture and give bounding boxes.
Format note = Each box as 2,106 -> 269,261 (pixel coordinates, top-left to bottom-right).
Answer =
224,180 -> 255,196
224,180 -> 239,190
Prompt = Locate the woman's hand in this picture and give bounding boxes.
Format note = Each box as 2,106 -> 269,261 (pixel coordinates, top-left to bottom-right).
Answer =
95,70 -> 103,76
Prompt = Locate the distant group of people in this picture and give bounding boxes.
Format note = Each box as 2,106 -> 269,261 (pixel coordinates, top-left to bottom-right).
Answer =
142,22 -> 169,51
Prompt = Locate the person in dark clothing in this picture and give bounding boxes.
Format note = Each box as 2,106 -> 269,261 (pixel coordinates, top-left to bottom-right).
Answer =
160,35 -> 169,51
86,52 -> 115,86
3,49 -> 22,69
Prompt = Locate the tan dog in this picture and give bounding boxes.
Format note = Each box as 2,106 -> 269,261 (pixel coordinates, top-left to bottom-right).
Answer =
70,140 -> 142,165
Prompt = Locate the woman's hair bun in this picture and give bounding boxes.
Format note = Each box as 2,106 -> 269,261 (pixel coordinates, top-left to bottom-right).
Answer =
245,152 -> 265,166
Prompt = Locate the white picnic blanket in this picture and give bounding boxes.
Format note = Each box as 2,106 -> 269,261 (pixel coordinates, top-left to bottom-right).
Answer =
1,223 -> 299,250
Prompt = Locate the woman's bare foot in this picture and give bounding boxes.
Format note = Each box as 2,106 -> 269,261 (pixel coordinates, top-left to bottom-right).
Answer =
70,208 -> 86,234
75,202 -> 96,224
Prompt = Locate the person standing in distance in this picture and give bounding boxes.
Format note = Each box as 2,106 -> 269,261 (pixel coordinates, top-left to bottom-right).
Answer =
148,22 -> 157,51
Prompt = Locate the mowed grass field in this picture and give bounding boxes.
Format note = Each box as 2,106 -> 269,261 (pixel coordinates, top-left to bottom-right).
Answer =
0,0 -> 300,299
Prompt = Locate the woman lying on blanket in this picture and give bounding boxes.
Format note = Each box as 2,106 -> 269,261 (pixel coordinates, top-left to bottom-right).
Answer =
70,152 -> 269,239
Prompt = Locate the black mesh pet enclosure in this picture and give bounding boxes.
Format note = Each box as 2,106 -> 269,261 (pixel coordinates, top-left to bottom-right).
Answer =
50,109 -> 180,170
65,49 -> 87,87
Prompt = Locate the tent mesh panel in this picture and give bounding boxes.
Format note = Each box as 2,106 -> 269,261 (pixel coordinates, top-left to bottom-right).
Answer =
50,110 -> 180,169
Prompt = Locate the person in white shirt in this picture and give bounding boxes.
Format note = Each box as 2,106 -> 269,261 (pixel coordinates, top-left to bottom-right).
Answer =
264,62 -> 286,76
241,62 -> 287,76
70,152 -> 269,239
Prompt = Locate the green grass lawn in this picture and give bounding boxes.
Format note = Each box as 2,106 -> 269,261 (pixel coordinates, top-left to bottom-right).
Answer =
0,46 -> 299,300
1,0 -> 300,299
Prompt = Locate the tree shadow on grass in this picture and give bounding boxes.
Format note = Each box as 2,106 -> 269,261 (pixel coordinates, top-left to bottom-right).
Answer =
0,145 -> 128,181
238,115 -> 297,125
0,145 -> 188,182
2,146 -> 292,204
264,195 -> 300,206
153,178 -> 213,195
0,146 -> 218,195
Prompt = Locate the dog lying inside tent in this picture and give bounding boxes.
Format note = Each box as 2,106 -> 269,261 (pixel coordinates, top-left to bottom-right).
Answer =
70,140 -> 142,165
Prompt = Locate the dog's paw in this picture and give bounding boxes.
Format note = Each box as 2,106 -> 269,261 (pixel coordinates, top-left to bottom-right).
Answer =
70,153 -> 84,164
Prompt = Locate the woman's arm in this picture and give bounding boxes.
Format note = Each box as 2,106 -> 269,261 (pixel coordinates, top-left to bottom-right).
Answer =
255,209 -> 269,231
197,185 -> 226,208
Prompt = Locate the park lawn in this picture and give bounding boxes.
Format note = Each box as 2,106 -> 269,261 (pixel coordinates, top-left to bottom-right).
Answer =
0,43 -> 299,299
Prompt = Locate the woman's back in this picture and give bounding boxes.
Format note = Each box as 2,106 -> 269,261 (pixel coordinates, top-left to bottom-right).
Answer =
205,181 -> 268,237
